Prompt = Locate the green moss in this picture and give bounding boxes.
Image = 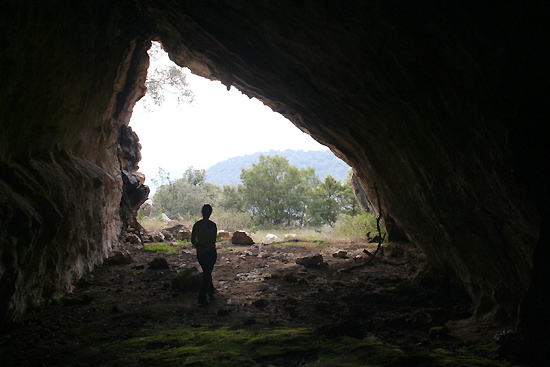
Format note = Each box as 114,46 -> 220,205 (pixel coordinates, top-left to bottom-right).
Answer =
103,325 -> 516,367
105,325 -> 320,366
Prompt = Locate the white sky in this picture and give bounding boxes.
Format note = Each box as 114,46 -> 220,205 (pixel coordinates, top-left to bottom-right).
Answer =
129,43 -> 327,193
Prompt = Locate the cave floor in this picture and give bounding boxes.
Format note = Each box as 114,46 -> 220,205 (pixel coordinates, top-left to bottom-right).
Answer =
1,240 -> 520,366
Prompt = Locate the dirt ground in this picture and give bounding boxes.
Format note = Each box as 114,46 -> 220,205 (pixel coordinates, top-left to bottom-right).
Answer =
0,239 -> 516,366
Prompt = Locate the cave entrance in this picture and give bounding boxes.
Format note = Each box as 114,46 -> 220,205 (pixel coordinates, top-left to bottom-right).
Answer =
130,42 -> 330,196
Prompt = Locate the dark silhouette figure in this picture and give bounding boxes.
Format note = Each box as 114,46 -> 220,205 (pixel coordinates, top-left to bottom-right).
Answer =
191,204 -> 218,305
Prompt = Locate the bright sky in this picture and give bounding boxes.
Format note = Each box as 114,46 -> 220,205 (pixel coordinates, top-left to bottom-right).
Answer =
129,43 -> 327,193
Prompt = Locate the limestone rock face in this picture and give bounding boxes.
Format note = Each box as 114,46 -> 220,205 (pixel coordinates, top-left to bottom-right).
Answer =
0,2 -> 150,321
1,2 -> 548,362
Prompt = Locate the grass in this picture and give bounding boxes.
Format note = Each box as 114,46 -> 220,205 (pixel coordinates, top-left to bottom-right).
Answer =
251,228 -> 327,243
138,217 -> 169,231
102,324 -> 514,367
105,325 -> 319,366
143,240 -> 192,255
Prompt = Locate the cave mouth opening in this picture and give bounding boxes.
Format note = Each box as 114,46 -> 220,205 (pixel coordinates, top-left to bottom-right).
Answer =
129,41 -> 332,195
118,43 -> 476,355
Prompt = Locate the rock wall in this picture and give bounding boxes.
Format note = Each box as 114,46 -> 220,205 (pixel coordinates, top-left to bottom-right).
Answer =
0,1 -> 149,321
1,1 -> 548,362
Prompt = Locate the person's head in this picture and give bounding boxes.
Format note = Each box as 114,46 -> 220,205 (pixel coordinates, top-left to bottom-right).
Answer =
201,204 -> 213,219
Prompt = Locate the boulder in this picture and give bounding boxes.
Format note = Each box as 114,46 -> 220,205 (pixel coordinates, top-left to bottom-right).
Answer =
126,233 -> 141,245
160,229 -> 174,242
231,231 -> 254,245
296,254 -> 324,267
148,257 -> 169,270
170,214 -> 185,222
217,230 -> 232,240
178,228 -> 192,241
105,251 -> 132,265
138,199 -> 154,217
151,231 -> 165,243
162,224 -> 191,241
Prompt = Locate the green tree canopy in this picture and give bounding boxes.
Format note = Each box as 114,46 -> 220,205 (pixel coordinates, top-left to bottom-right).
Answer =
308,175 -> 344,227
240,155 -> 319,227
152,167 -> 219,218
141,42 -> 195,109
218,184 -> 246,213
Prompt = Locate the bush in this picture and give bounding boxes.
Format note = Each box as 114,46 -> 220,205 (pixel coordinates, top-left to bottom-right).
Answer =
212,209 -> 252,232
331,212 -> 384,242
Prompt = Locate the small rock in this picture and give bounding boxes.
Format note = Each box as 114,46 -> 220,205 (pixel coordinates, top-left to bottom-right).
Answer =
296,254 -> 324,267
148,257 -> 169,270
332,250 -> 348,258
105,251 -> 132,265
266,233 -> 277,241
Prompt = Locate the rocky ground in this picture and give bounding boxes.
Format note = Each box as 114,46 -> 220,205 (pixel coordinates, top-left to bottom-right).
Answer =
0,239 -> 519,366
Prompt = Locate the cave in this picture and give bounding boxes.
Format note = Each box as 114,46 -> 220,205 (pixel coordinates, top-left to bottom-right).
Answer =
1,1 -> 548,365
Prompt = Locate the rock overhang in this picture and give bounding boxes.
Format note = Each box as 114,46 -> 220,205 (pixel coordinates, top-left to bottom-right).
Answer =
1,2 -> 548,361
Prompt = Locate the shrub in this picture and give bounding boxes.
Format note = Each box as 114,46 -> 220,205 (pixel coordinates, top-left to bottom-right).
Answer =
212,209 -> 252,232
331,212 -> 384,242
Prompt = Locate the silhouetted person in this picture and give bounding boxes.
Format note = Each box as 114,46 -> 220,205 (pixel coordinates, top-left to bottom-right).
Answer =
191,204 -> 218,305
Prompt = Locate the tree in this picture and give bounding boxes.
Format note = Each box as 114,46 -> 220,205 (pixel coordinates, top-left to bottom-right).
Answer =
308,175 -> 345,226
240,155 -> 319,227
141,42 -> 195,109
218,184 -> 246,212
183,167 -> 206,186
341,171 -> 361,216
152,167 -> 219,218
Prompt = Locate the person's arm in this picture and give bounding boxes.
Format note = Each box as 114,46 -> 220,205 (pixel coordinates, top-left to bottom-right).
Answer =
208,221 -> 217,246
191,222 -> 198,247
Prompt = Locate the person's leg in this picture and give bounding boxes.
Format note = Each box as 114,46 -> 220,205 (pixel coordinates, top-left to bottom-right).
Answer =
197,248 -> 217,304
207,250 -> 217,298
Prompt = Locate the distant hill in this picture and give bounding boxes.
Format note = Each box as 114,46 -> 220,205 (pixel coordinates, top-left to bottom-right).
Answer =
205,149 -> 351,186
